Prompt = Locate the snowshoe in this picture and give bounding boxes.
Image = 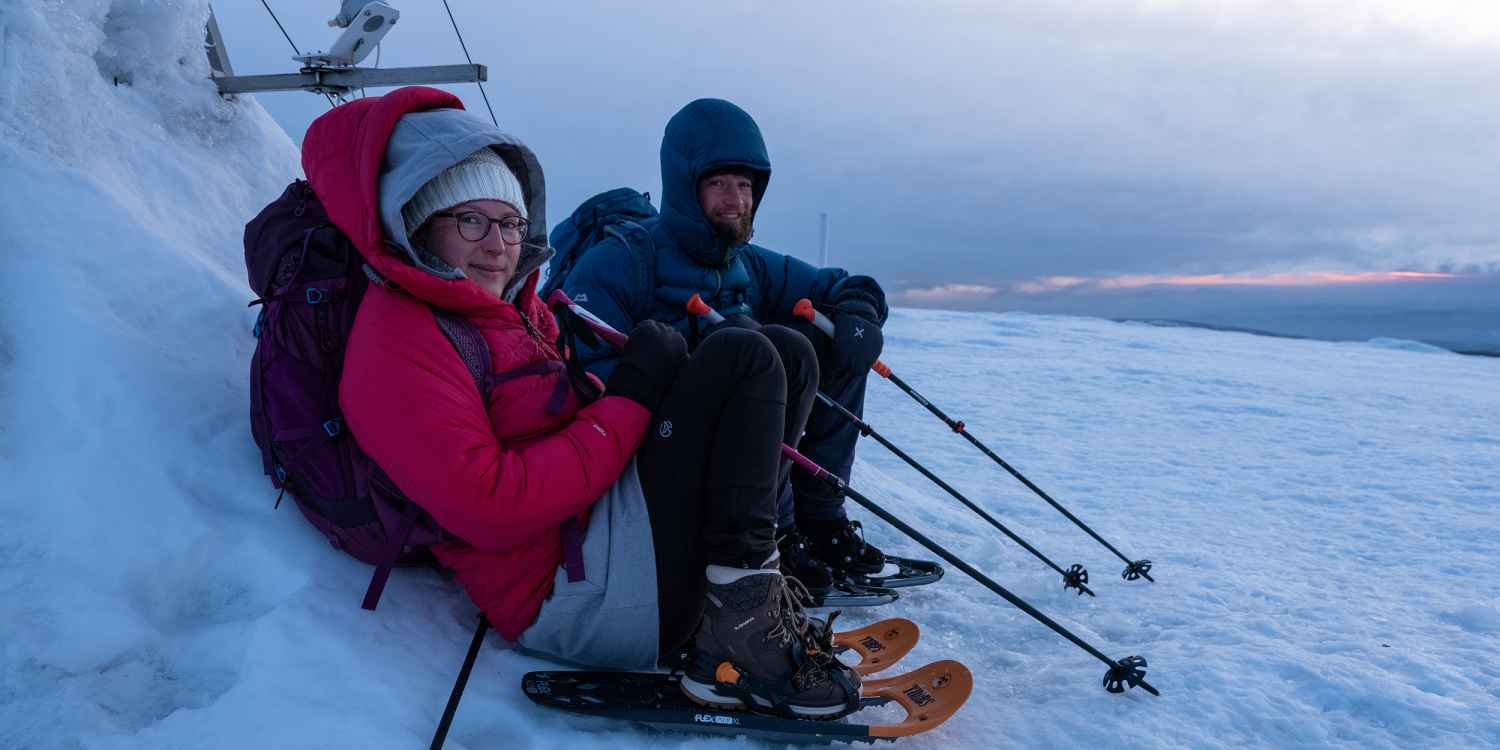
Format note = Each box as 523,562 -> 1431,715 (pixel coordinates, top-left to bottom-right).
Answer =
842,556 -> 945,590
831,617 -> 920,676
806,578 -> 900,608
522,659 -> 973,743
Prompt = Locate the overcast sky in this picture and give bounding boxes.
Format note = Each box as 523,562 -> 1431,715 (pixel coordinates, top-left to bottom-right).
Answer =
211,1 -> 1500,331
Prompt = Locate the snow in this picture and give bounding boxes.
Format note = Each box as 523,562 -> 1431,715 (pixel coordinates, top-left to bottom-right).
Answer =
3,2 -> 1499,749
1361,337 -> 1454,355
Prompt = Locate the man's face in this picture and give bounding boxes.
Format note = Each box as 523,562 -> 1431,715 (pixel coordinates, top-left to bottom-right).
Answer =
698,170 -> 755,246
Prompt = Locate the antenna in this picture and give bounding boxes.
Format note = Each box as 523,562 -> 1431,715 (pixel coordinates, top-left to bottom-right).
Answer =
819,212 -> 830,266
207,2 -> 486,98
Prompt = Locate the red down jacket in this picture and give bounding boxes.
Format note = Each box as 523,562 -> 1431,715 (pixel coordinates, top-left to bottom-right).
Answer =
302,87 -> 651,639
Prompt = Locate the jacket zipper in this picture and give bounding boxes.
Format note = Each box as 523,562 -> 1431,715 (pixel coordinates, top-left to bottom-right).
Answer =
520,311 -> 551,358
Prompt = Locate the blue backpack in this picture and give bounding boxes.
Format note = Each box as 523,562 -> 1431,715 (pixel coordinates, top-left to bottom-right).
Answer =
542,187 -> 658,300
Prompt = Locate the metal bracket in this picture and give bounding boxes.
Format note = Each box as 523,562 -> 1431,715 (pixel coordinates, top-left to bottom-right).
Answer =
212,63 -> 487,97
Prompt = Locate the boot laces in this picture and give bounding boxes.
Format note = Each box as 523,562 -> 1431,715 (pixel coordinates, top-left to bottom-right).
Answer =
764,574 -> 813,648
764,575 -> 843,689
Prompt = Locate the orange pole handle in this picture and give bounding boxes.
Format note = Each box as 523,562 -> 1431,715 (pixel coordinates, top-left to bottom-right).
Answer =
793,298 -> 892,378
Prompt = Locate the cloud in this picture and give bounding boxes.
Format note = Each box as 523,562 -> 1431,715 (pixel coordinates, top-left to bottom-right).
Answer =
898,283 -> 1001,302
218,2 -> 1500,290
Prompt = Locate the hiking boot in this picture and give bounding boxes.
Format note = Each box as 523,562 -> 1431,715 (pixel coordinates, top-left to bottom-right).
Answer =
777,526 -> 835,597
679,569 -> 861,719
801,518 -> 886,577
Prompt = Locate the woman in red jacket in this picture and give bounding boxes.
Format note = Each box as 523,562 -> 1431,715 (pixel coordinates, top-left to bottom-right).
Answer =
304,88 -> 859,718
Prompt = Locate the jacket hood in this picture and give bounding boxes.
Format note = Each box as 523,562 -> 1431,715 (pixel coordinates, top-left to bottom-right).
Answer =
301,86 -> 553,314
658,98 -> 771,267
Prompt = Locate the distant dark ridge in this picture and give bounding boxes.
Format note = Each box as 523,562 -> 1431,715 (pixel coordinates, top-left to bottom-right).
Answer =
1115,318 -> 1498,359
1115,318 -> 1312,341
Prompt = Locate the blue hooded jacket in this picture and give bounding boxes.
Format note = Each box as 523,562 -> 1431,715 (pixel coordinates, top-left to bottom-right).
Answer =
563,99 -> 885,378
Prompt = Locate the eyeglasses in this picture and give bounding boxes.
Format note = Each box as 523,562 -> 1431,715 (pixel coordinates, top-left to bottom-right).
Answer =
432,210 -> 530,244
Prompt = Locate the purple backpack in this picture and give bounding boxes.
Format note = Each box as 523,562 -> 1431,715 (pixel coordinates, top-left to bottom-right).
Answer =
245,180 -> 492,610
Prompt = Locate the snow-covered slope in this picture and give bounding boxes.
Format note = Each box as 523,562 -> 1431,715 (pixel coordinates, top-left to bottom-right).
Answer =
3,3 -> 1499,749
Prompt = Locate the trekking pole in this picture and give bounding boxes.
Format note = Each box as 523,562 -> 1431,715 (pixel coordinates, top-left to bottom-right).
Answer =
431,614 -> 490,750
813,391 -> 1093,596
684,295 -> 1093,597
782,443 -> 1157,696
549,290 -> 1155,696
793,299 -> 1154,583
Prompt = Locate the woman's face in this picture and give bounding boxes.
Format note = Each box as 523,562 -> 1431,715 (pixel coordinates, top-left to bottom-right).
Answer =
420,199 -> 525,298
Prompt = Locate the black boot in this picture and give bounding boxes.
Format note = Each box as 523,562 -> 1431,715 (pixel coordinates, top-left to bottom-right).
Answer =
776,525 -> 834,597
801,517 -> 886,577
679,569 -> 861,718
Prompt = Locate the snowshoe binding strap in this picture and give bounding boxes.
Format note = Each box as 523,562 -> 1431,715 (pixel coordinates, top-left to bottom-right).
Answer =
705,654 -> 861,721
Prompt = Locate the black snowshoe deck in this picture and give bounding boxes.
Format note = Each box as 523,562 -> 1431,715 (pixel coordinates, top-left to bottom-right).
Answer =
843,556 -> 944,590
522,659 -> 972,744
809,578 -> 900,608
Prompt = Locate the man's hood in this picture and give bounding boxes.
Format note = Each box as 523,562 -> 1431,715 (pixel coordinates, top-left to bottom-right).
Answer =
301,86 -> 552,313
657,98 -> 771,268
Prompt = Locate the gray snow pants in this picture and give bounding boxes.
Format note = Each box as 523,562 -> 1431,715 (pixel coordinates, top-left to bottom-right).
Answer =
516,460 -> 660,670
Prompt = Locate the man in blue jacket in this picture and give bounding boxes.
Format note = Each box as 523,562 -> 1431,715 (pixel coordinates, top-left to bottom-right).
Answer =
563,98 -> 889,592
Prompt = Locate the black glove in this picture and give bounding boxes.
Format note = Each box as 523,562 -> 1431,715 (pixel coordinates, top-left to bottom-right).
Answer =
829,297 -> 884,383
606,320 -> 688,412
833,275 -> 888,325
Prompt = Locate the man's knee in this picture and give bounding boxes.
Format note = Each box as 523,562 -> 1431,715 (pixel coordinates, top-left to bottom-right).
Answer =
697,327 -> 785,383
759,324 -> 819,385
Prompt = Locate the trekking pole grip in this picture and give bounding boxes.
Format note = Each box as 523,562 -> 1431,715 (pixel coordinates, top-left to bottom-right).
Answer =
793,298 -> 892,378
547,289 -> 629,350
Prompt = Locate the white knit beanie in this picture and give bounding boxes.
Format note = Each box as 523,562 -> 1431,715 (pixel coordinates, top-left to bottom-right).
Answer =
401,147 -> 528,242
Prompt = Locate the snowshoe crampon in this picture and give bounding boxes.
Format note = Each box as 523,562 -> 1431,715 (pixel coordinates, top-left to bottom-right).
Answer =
521,659 -> 972,744
843,556 -> 944,590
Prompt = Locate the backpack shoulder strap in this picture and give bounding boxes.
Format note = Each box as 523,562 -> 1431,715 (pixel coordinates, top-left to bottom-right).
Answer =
360,308 -> 492,612
601,220 -> 658,321
431,308 -> 495,396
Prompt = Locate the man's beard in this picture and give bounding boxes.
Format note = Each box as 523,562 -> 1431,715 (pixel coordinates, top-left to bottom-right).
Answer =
708,213 -> 753,247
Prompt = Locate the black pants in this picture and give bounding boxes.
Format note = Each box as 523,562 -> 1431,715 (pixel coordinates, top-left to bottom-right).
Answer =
780,318 -> 872,523
637,326 -> 818,657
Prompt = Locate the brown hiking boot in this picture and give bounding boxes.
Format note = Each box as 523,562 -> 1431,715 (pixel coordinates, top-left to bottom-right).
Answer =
679,569 -> 861,718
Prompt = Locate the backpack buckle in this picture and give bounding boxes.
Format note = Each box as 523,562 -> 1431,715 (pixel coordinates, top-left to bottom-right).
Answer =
306,287 -> 328,305
322,418 -> 343,438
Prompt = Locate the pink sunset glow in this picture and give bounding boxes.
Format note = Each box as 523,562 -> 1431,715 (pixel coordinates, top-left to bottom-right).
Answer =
1011,271 -> 1457,294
